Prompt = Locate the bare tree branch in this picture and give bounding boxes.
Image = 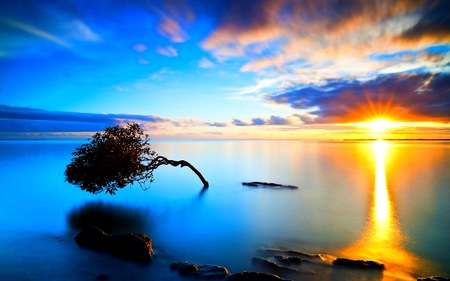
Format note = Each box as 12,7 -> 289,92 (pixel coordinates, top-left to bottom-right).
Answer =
149,156 -> 209,188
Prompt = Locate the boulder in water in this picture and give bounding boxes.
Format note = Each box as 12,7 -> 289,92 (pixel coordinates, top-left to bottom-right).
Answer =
273,255 -> 302,264
75,226 -> 153,262
333,258 -> 385,269
251,257 -> 298,273
170,261 -> 229,279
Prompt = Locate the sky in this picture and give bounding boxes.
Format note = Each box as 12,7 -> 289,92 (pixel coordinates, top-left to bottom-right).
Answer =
1,0 -> 449,140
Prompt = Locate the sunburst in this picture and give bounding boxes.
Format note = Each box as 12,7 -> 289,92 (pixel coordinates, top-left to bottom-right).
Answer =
367,119 -> 396,133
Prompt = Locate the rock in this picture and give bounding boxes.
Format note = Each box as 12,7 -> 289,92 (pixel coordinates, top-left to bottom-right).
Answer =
198,265 -> 230,279
332,258 -> 385,269
170,262 -> 229,279
251,257 -> 298,273
75,226 -> 153,262
259,247 -> 320,258
274,255 -> 302,264
95,274 -> 109,280
170,261 -> 298,281
242,182 -> 298,189
226,271 -> 293,281
418,277 -> 450,281
170,262 -> 199,276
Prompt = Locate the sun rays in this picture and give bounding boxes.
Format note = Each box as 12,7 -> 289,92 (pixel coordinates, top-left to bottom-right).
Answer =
367,119 -> 395,133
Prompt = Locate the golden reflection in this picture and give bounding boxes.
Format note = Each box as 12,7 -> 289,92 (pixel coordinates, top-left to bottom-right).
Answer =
373,140 -> 390,240
341,140 -> 418,280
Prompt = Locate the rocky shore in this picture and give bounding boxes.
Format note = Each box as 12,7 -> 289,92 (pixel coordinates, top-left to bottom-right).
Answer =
74,226 -> 448,281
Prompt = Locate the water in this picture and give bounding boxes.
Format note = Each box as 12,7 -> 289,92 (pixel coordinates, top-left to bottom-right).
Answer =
0,140 -> 449,280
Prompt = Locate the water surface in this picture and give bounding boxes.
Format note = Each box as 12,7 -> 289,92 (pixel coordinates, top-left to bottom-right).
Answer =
0,140 -> 449,280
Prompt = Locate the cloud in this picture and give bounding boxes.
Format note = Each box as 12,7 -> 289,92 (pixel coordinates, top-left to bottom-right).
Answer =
205,131 -> 223,135
150,67 -> 172,80
232,119 -> 248,126
0,11 -> 101,57
137,55 -> 149,64
0,16 -> 71,47
200,0 -> 447,79
206,122 -> 227,127
0,105 -> 171,133
266,73 -> 450,123
133,43 -> 148,52
157,17 -> 188,42
232,115 -> 301,126
156,45 -> 178,57
172,119 -> 227,128
172,118 -> 205,127
201,0 -> 284,58
66,20 -> 102,42
231,76 -> 292,95
398,0 -> 450,43
198,57 -> 215,68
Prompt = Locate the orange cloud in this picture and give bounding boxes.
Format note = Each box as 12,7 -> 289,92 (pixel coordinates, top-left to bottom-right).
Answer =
157,17 -> 188,42
202,0 -> 446,78
202,0 -> 284,60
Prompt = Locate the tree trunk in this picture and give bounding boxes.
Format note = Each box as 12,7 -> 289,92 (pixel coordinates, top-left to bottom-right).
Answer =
151,156 -> 209,188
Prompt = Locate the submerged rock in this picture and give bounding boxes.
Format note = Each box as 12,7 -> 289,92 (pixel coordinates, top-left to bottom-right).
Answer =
170,262 -> 230,279
251,257 -> 298,273
274,255 -> 302,264
259,247 -> 320,258
418,277 -> 450,281
170,261 -> 295,281
333,258 -> 385,269
75,226 -> 153,262
242,182 -> 298,189
226,271 -> 293,281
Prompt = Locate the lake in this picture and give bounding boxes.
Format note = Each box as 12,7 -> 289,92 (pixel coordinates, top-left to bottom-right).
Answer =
0,140 -> 449,281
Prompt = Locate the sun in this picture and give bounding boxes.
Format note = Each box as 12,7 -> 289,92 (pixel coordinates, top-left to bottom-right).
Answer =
367,119 -> 395,133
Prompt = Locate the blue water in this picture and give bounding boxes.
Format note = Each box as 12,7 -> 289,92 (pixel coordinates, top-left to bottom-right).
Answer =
0,140 -> 449,280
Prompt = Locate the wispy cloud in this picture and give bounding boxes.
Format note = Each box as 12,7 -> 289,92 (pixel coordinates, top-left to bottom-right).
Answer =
156,45 -> 178,57
172,118 -> 227,128
201,0 -> 449,80
232,114 -> 302,126
137,55 -> 149,64
0,16 -> 71,47
229,76 -> 293,96
66,20 -> 102,42
398,1 -> 450,43
157,17 -> 189,43
150,67 -> 172,80
133,43 -> 148,52
198,57 -> 215,68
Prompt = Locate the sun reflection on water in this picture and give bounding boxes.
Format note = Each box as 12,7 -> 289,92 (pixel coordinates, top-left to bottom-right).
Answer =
341,140 -> 419,280
373,140 -> 391,241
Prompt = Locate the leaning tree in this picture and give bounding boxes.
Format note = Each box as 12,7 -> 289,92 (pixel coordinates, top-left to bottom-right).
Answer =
64,123 -> 208,195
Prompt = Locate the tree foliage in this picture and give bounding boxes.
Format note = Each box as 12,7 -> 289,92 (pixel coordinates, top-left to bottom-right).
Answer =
65,123 -> 156,194
64,123 -> 209,194
65,123 -> 209,195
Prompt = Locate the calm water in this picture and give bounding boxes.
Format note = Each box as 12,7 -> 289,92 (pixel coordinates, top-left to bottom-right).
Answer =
0,140 -> 449,280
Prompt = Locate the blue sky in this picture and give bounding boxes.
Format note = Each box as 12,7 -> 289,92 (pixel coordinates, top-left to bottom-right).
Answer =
1,0 -> 449,139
